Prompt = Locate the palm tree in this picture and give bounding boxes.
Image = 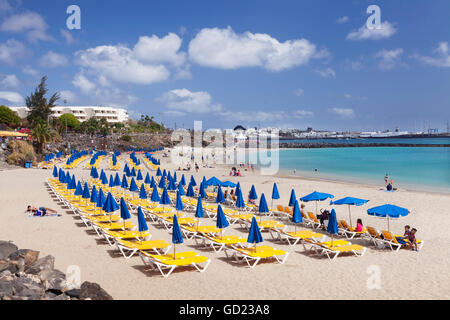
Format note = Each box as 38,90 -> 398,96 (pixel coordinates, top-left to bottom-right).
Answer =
31,122 -> 58,154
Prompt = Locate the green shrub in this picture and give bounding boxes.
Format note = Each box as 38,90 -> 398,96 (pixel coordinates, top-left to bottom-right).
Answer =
120,135 -> 132,142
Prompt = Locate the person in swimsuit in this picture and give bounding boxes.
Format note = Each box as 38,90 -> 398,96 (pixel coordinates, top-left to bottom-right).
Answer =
26,205 -> 58,216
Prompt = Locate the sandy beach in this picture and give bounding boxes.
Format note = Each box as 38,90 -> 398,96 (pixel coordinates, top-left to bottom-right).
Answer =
1,152 -> 449,300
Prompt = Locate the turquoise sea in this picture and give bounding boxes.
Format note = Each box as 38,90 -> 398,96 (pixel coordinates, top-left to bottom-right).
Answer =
262,147 -> 450,193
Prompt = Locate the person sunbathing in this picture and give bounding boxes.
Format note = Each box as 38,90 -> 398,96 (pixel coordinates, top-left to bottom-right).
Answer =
26,205 -> 59,216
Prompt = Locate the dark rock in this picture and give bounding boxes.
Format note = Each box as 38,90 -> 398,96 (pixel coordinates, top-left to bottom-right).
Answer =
79,281 -> 113,300
65,288 -> 81,298
0,279 -> 14,296
8,249 -> 40,267
50,293 -> 68,300
0,241 -> 18,260
25,255 -> 55,275
12,277 -> 45,297
40,269 -> 67,292
0,260 -> 19,274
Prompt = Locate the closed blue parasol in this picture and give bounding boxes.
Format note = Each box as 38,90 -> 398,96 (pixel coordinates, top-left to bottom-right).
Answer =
247,217 -> 263,251
216,185 -> 225,203
130,167 -> 136,177
235,187 -> 246,209
137,207 -> 148,233
271,182 -> 280,210
136,170 -> 143,181
190,175 -> 197,187
288,189 -> 296,207
258,193 -> 269,222
91,167 -> 99,179
173,172 -> 177,182
114,173 -> 121,187
367,204 -> 409,231
195,196 -> 204,230
168,177 -> 177,191
292,200 -> 303,233
90,185 -> 98,204
249,185 -> 258,200
156,167 -> 162,176
327,208 -> 339,246
103,192 -> 119,213
120,197 -> 131,227
74,181 -> 83,196
150,187 -> 160,203
150,176 -> 156,189
139,184 -> 147,200
216,205 -> 229,239
330,197 -> 369,226
101,173 -> 108,185
129,178 -> 139,192
97,188 -> 106,209
158,176 -> 166,189
199,182 -> 206,199
177,182 -> 185,196
121,174 -> 129,189
171,214 -> 184,258
52,166 -> 58,177
160,187 -> 171,205
180,174 -> 186,186
175,190 -> 184,212
124,163 -> 129,173
109,174 -> 115,188
144,172 -> 151,184
186,182 -> 195,197
82,182 -> 90,200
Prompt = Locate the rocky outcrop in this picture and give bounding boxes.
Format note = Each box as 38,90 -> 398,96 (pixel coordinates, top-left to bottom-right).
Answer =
0,241 -> 113,300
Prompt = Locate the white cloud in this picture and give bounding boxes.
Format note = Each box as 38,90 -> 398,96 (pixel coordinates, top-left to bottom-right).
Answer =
343,58 -> 364,71
329,107 -> 355,119
60,29 -> 76,45
346,21 -> 397,41
374,48 -> 403,70
59,90 -> 77,103
0,12 -> 52,42
72,73 -> 96,94
0,0 -> 12,12
294,88 -> 304,97
0,74 -> 19,88
75,44 -> 171,85
39,51 -> 69,68
22,65 -> 38,76
344,93 -> 368,100
337,16 -> 349,24
315,67 -> 336,78
413,42 -> 450,68
0,39 -> 27,64
220,110 -> 286,123
0,91 -> 24,105
134,33 -> 186,67
294,110 -> 314,118
157,88 -> 223,116
188,26 -> 324,71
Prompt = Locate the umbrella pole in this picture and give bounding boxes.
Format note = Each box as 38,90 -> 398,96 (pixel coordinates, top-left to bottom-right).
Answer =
173,244 -> 176,259
348,205 -> 352,227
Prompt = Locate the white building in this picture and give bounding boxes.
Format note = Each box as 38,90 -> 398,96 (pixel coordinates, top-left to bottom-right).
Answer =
10,106 -> 129,123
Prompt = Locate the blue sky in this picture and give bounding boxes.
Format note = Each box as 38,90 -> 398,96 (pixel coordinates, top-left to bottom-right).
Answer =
0,0 -> 449,131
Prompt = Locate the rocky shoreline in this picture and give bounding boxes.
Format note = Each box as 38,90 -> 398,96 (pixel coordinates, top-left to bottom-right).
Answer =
0,240 -> 113,300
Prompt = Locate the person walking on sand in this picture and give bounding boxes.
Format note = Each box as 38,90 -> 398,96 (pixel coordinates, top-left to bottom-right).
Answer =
384,173 -> 389,185
293,168 -> 296,175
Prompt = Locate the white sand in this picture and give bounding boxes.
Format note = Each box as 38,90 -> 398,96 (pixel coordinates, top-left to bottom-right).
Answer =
0,153 -> 449,300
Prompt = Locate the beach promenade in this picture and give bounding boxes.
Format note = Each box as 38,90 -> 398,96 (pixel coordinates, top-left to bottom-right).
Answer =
0,154 -> 449,300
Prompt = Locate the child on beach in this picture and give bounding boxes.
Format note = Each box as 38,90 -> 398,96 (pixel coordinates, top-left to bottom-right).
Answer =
355,219 -> 364,232
408,228 -> 419,251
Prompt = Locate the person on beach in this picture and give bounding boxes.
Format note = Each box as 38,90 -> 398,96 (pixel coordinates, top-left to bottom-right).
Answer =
248,191 -> 256,204
293,168 -> 296,175
26,206 -> 59,216
384,173 -> 389,185
408,228 -> 419,252
230,189 -> 236,201
396,225 -> 411,243
355,219 -> 364,232
195,163 -> 199,172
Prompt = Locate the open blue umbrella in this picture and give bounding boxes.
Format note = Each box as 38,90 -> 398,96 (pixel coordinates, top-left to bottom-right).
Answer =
150,187 -> 160,203
190,175 -> 197,187
247,217 -> 263,252
271,183 -> 280,209
300,191 -> 334,216
367,204 -> 409,231
186,182 -> 195,197
206,176 -> 222,187
129,177 -> 139,193
221,181 -> 237,188
216,205 -> 229,239
120,197 -> 131,228
249,185 -> 258,200
330,197 -> 369,226
327,208 -> 339,246
156,167 -> 162,176
175,190 -> 184,212
288,189 -> 296,207
52,166 -> 58,178
180,174 -> 186,186
258,193 -> 269,222
90,185 -> 98,204
216,185 -> 225,203
144,172 -> 151,184
136,170 -> 143,181
292,200 -> 303,233
139,184 -> 147,200
171,214 -> 184,258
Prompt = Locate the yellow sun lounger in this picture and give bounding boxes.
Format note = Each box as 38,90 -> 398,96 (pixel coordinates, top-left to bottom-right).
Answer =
102,230 -> 151,246
224,245 -> 289,268
181,225 -> 222,240
139,251 -> 211,278
195,235 -> 247,253
276,229 -> 326,246
302,239 -> 367,260
116,239 -> 171,259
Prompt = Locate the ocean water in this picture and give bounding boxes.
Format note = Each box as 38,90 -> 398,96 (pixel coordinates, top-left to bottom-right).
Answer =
281,137 -> 450,145
263,147 -> 450,193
